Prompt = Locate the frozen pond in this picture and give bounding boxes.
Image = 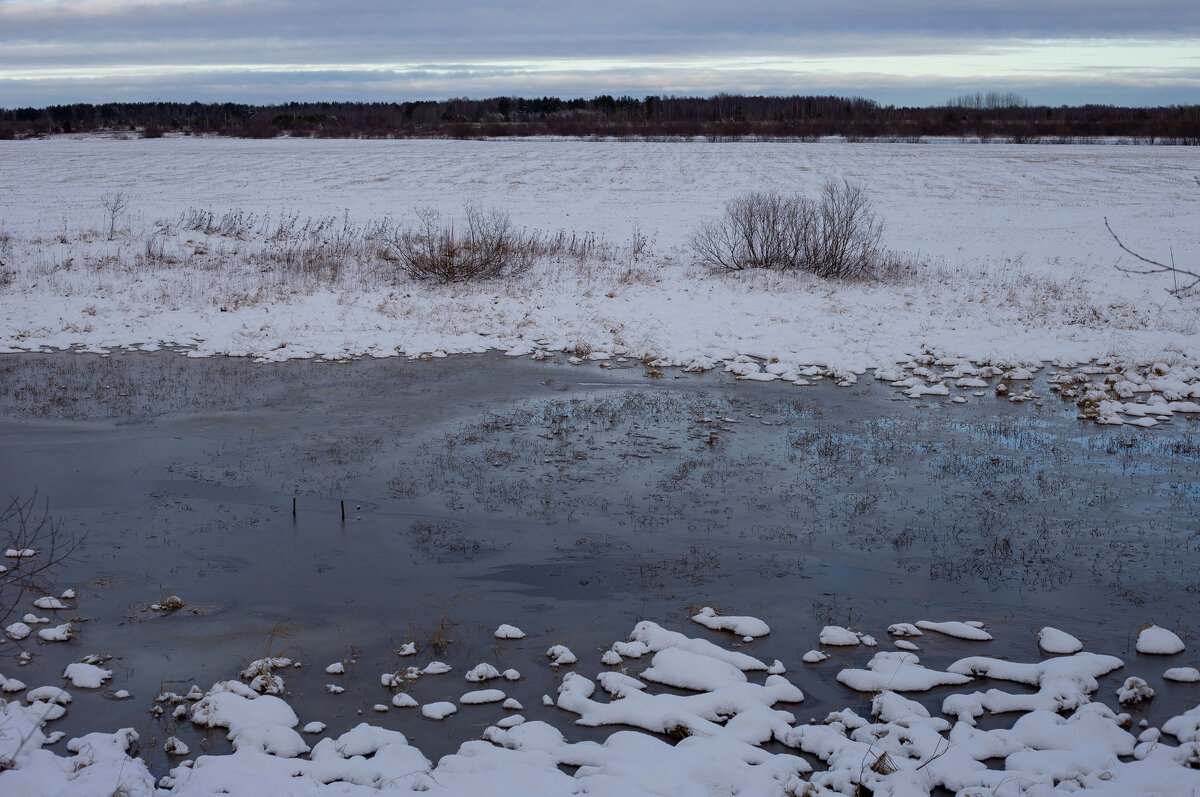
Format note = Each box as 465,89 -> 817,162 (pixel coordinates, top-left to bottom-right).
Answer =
1,351 -> 1198,777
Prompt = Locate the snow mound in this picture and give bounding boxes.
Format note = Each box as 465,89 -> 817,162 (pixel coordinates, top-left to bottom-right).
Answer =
690,606 -> 770,638
1136,625 -> 1185,655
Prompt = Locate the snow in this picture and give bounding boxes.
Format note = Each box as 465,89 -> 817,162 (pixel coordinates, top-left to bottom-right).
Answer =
391,693 -> 418,708
465,663 -> 501,682
1038,626 -> 1084,654
690,606 -> 770,638
1164,667 -> 1200,683
323,662 -> 344,675
836,652 -> 973,692
1117,676 -> 1156,705
0,139 -> 1196,418
915,619 -> 993,641
36,623 -> 73,642
421,701 -> 458,720
2,610 -> 1200,796
494,623 -> 526,639
818,625 -> 869,646
460,689 -> 506,705
1136,625 -> 1186,655
546,645 -> 578,666
63,662 -> 112,689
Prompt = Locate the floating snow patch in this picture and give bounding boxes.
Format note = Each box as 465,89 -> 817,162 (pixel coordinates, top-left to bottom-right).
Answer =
1117,677 -> 1156,705
27,685 -> 71,705
37,623 -> 73,642
5,622 -> 31,640
422,701 -> 457,720
640,647 -> 748,692
465,663 -> 501,682
690,606 -> 770,638
460,689 -> 506,705
546,645 -> 578,666
819,626 -> 870,646
1038,626 -> 1084,654
33,596 -> 68,610
164,736 -> 189,756
916,619 -> 993,641
802,650 -> 829,663
887,623 -> 923,637
302,721 -> 326,733
1164,667 -> 1200,683
836,652 -> 973,692
494,623 -> 526,639
323,662 -> 344,675
943,652 -> 1124,722
1136,625 -> 1186,655
392,693 -> 418,708
63,662 -> 112,689
612,621 -> 767,670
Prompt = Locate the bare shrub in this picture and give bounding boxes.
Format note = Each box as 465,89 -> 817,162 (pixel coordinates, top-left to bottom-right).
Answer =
690,192 -> 811,271
100,191 -> 130,241
1,493 -> 82,629
808,178 -> 884,280
388,204 -> 537,283
690,179 -> 885,280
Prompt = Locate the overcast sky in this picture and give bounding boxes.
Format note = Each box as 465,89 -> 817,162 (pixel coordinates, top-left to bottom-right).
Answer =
1,0 -> 1197,107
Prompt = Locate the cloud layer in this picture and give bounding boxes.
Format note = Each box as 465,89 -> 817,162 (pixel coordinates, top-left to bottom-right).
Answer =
2,0 -> 1198,105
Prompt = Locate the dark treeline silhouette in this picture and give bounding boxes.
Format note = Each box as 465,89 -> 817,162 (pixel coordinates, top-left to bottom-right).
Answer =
2,94 -> 1198,143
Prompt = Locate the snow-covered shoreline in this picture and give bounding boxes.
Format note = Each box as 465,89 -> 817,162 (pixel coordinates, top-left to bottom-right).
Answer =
2,137 -> 1198,426
2,603 -> 1198,796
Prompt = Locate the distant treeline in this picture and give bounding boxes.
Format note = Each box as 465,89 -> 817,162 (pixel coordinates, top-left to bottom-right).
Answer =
2,94 -> 1198,143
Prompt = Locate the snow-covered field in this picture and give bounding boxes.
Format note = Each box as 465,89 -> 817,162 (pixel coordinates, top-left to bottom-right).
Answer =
0,137 -> 1198,425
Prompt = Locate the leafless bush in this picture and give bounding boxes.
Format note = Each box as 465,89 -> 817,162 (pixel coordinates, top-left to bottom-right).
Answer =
691,179 -> 885,280
808,179 -> 885,280
1,493 -> 82,628
387,204 -> 538,283
100,191 -> 130,241
1106,181 -> 1199,299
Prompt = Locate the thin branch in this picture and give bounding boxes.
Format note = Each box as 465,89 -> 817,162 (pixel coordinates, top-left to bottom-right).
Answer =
1106,216 -> 1199,298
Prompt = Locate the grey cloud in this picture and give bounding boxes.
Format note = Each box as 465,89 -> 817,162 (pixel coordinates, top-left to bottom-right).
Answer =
1,0 -> 1197,105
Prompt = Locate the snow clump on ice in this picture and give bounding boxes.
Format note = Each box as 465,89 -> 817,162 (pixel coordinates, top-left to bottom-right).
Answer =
1136,625 -> 1186,655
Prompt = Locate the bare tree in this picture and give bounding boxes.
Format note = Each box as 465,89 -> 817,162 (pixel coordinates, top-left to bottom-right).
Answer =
1106,217 -> 1199,299
1,493 -> 82,630
100,191 -> 130,241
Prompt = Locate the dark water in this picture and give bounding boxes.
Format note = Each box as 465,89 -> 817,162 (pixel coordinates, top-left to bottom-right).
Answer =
0,351 -> 1197,773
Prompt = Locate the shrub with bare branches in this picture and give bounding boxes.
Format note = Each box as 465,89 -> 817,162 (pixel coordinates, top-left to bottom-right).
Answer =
690,179 -> 886,280
387,204 -> 538,283
100,191 -> 130,241
1,493 -> 82,629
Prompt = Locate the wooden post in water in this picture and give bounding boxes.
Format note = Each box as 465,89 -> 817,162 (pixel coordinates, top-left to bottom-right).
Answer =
340,500 -> 345,521
292,497 -> 296,517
